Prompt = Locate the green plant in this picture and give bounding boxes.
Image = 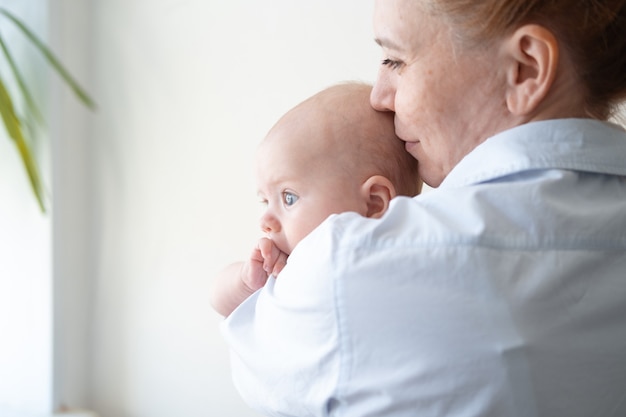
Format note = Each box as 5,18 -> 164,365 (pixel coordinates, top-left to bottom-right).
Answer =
0,7 -> 95,213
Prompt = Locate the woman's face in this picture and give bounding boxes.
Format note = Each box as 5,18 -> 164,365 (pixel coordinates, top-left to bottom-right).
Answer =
371,0 -> 510,187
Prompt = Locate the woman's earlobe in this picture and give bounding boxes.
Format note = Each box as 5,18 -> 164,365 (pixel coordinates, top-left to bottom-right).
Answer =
505,24 -> 559,116
362,175 -> 395,218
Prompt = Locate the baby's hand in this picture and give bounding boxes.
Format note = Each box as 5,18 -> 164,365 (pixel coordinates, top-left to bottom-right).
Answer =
257,237 -> 288,277
241,238 -> 288,292
241,246 -> 269,293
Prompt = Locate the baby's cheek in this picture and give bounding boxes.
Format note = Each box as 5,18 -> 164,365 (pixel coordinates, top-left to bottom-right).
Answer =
287,226 -> 316,254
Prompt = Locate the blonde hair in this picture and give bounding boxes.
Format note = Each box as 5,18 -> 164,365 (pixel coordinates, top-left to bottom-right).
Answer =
425,0 -> 626,119
317,82 -> 421,197
348,91 -> 422,197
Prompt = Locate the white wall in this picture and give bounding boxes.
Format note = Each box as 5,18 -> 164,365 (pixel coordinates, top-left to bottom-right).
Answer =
51,1 -> 378,417
50,1 -> 95,413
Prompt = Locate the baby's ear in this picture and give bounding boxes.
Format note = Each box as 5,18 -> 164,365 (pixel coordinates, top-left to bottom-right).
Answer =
361,175 -> 396,219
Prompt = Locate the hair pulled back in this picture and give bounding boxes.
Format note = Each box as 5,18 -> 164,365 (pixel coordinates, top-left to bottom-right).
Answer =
428,0 -> 626,119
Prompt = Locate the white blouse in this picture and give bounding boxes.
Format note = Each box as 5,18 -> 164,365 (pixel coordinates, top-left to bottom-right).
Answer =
222,118 -> 626,417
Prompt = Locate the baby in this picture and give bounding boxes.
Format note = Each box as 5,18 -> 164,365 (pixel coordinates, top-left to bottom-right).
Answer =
210,82 -> 421,317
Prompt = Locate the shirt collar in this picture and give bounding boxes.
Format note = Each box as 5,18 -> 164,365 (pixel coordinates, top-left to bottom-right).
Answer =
441,118 -> 626,188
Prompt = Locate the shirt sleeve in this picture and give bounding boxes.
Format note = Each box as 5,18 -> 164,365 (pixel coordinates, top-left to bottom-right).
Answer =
220,186 -> 626,417
220,216 -> 344,417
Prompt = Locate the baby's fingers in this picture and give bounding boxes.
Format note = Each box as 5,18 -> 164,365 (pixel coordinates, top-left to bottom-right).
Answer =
258,238 -> 288,276
271,251 -> 288,276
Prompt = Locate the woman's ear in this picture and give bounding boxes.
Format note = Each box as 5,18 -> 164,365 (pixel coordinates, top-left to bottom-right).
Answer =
361,175 -> 396,219
504,24 -> 559,116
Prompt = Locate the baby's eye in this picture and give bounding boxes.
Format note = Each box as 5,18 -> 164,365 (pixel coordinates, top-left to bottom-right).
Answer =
282,191 -> 299,207
381,58 -> 403,70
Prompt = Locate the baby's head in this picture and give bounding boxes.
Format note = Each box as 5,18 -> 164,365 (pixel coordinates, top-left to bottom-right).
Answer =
256,82 -> 420,254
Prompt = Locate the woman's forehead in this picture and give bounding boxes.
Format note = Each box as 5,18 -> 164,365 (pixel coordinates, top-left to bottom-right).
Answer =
374,0 -> 442,51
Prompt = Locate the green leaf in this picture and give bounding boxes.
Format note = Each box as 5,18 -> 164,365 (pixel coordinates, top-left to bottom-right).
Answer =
0,7 -> 96,110
0,32 -> 43,124
0,74 -> 46,212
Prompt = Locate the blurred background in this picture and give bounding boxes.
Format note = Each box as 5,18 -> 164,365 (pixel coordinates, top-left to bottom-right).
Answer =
2,2 -> 624,417
0,1 -> 378,416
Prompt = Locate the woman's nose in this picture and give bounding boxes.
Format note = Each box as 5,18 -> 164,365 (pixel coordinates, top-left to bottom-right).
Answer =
260,212 -> 281,234
370,70 -> 395,112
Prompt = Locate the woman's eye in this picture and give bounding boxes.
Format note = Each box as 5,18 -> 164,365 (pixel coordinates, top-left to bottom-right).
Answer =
381,58 -> 402,70
282,191 -> 299,207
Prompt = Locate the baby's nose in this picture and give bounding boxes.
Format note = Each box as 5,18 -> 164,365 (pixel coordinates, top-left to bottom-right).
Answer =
260,212 -> 281,234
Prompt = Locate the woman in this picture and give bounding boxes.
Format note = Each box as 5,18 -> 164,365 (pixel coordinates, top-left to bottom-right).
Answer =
221,1 -> 626,416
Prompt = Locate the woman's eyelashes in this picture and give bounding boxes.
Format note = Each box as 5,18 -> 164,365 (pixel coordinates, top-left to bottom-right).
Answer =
381,58 -> 403,69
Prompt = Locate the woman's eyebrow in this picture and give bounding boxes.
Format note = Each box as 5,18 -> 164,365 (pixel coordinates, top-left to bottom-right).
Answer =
374,36 -> 402,51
